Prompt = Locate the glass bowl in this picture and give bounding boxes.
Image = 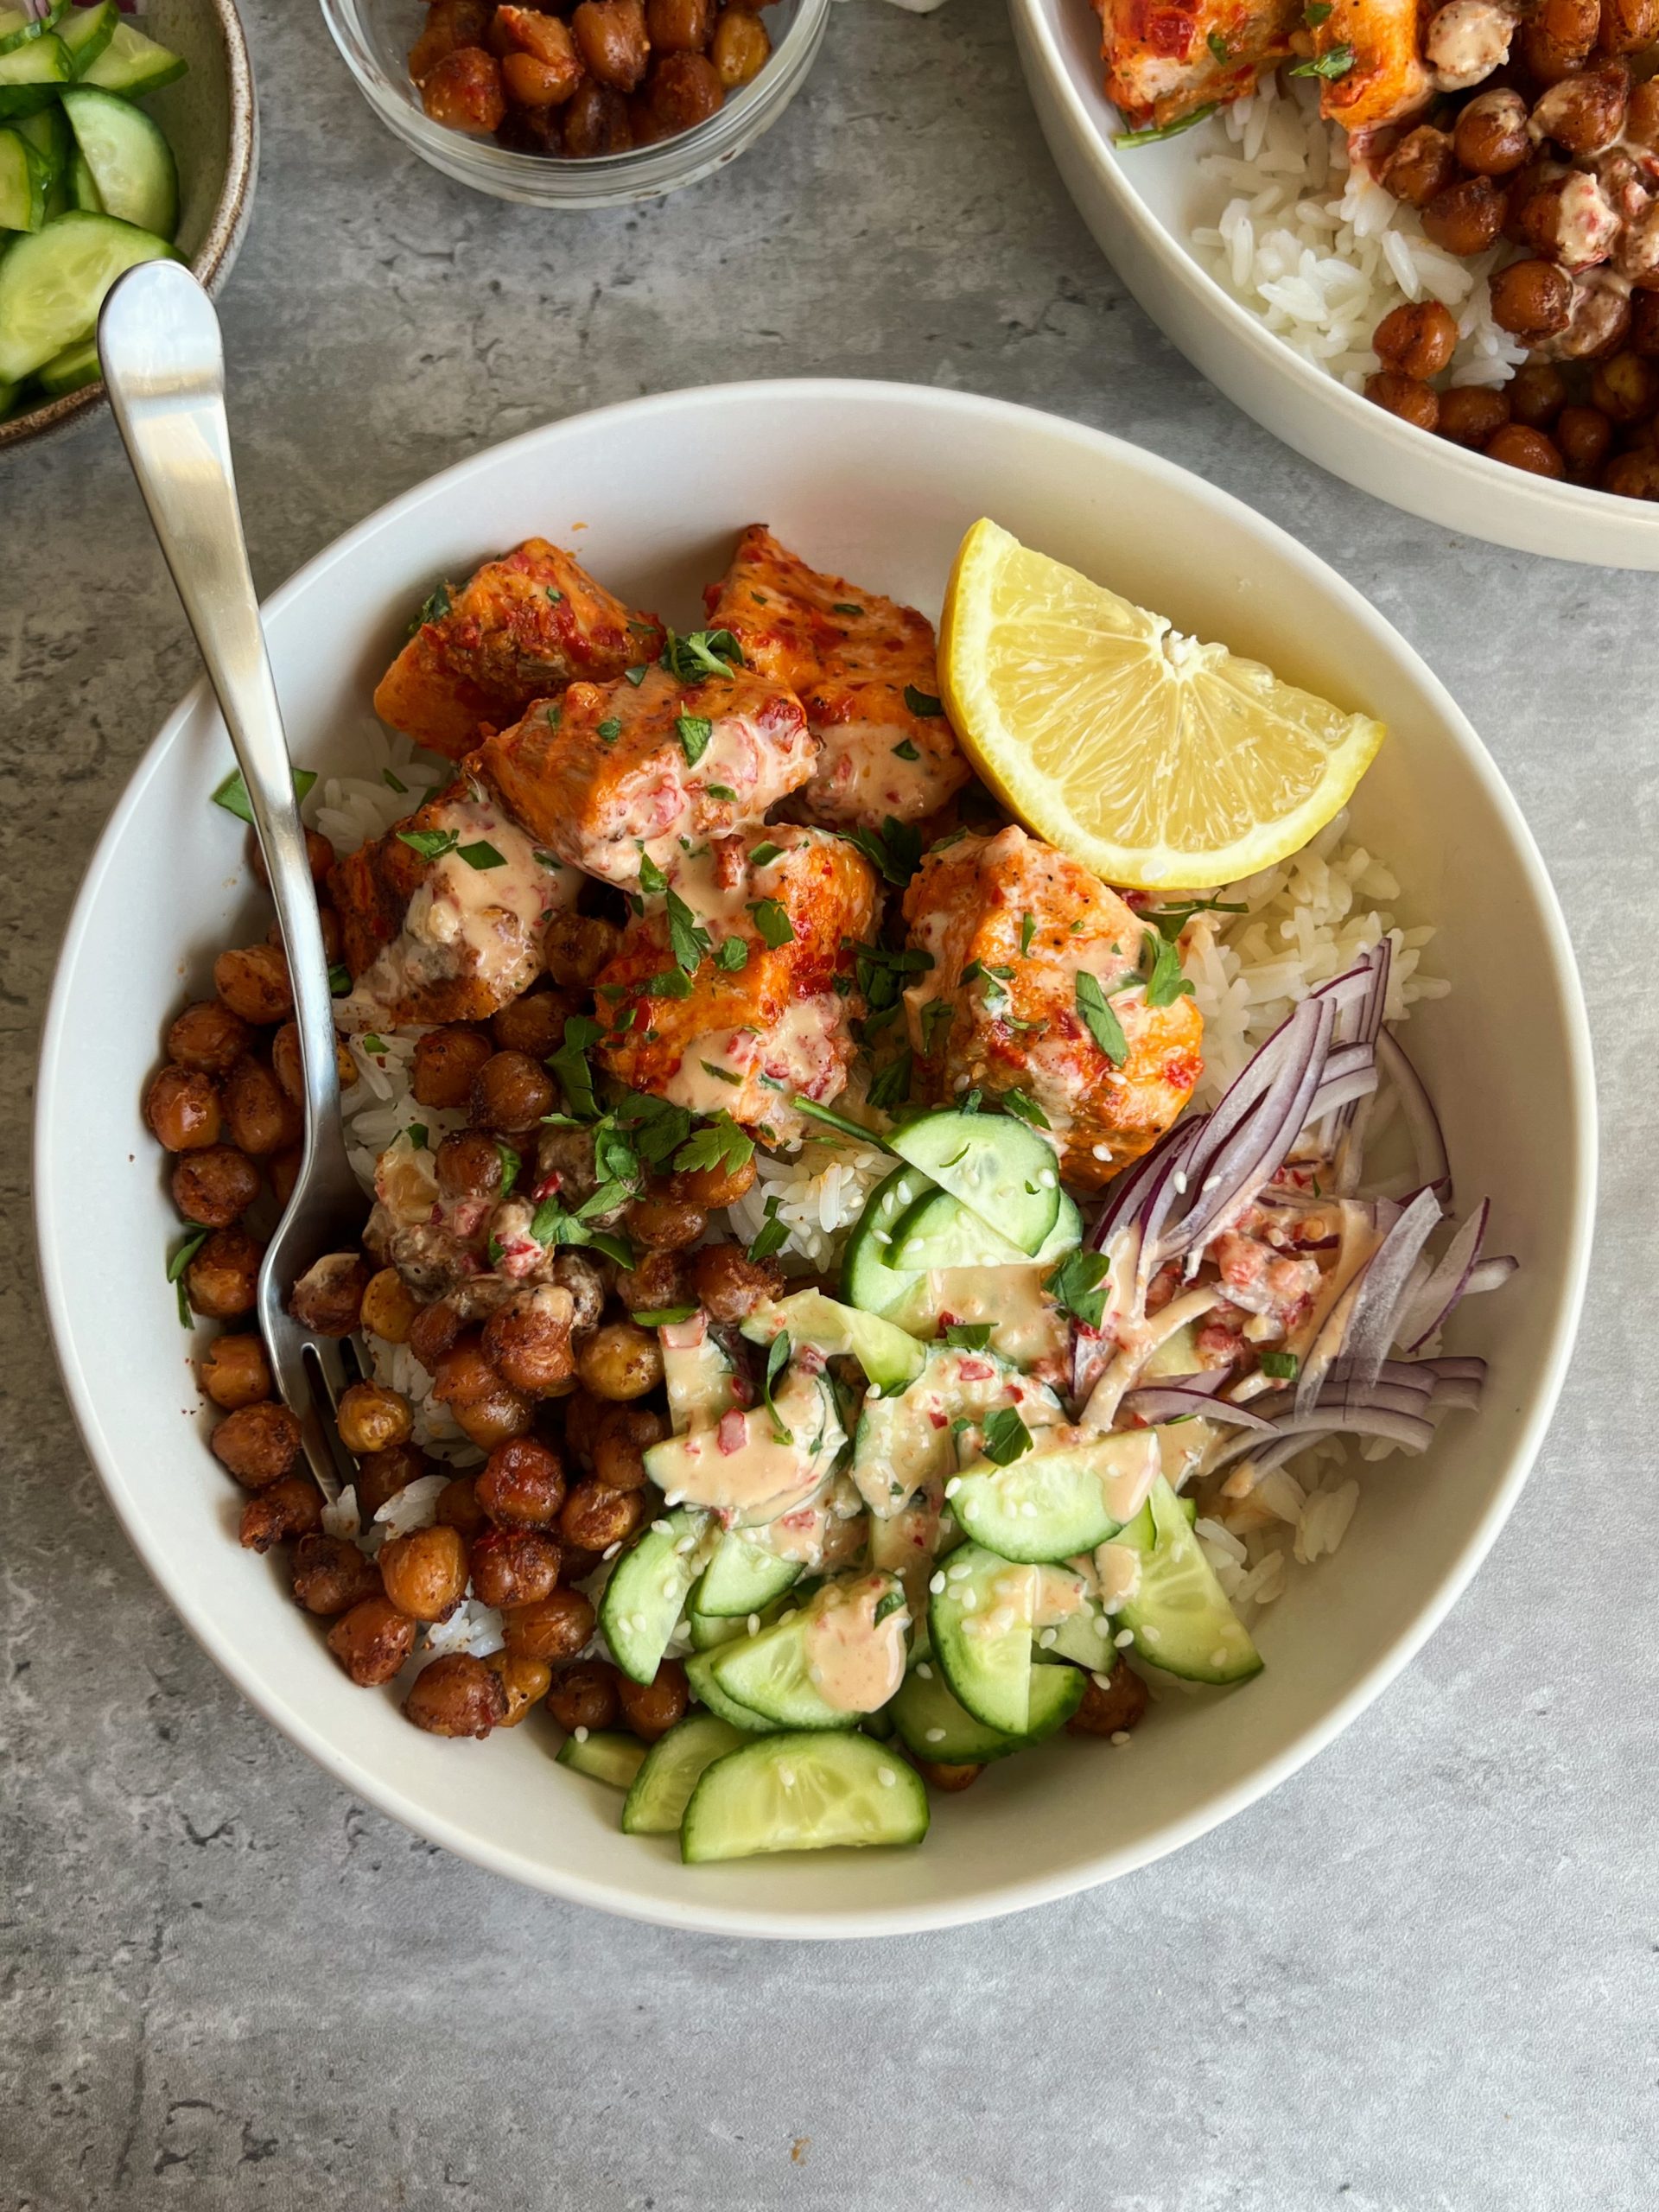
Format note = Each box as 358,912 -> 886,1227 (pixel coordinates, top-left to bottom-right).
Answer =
319,0 -> 829,207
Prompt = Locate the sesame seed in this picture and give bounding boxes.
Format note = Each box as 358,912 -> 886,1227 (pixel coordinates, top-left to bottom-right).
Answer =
874,1230 -> 892,1246
868,1384 -> 882,1400
1109,1730 -> 1131,1746
879,1768 -> 897,1787
652,1519 -> 672,1536
1020,1501 -> 1039,1518
961,1592 -> 978,1611
1091,1143 -> 1110,1160
1202,1174 -> 1221,1192
1090,1671 -> 1111,1689
574,1725 -> 589,1743
1144,1624 -> 1162,1643
747,1613 -> 760,1635
944,1477 -> 961,1498
1038,1169 -> 1057,1188
929,1571 -> 945,1594
664,1491 -> 684,1508
1115,1628 -> 1134,1648
1038,1627 -> 1058,1649
1210,1648 -> 1230,1669
673,1537 -> 695,1554
925,1728 -> 946,1744
602,1541 -> 622,1560
947,1559 -> 971,1580
1173,1170 -> 1188,1193
917,1662 -> 933,1681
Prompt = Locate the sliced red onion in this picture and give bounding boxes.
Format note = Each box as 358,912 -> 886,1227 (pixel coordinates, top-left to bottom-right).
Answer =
1465,1255 -> 1517,1295
1375,1030 -> 1452,1205
1090,1122 -> 1198,1249
1298,1186 -> 1441,1409
1119,1384 -> 1274,1430
1394,1198 -> 1489,1352
1173,997 -> 1335,1256
1421,1355 -> 1487,1385
1210,1402 -> 1437,1466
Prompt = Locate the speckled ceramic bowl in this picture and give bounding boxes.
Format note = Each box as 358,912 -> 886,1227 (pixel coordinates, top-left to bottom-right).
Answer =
0,0 -> 257,454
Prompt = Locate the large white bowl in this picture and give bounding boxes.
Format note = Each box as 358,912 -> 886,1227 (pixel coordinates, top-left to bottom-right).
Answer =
35,381 -> 1594,1938
1011,0 -> 1659,569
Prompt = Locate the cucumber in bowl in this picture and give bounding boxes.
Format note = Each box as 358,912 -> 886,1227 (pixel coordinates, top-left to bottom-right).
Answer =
0,211 -> 177,385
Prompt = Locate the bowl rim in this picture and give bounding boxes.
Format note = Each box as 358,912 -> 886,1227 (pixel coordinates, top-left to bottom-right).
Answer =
0,0 -> 258,454
33,378 -> 1599,1938
1009,0 -> 1659,556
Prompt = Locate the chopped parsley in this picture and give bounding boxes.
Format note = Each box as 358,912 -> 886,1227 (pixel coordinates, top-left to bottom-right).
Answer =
747,1195 -> 790,1265
841,816 -> 924,888
544,703 -> 562,729
412,581 -> 451,632
633,1305 -> 700,1327
1259,1350 -> 1300,1380
1076,971 -> 1128,1065
748,898 -> 794,949
705,784 -> 738,802
715,935 -> 750,973
1046,1248 -> 1112,1332
676,713 -> 713,766
597,717 -> 622,744
495,1141 -> 521,1198
902,685 -> 943,717
750,841 -> 782,868
167,1226 -> 210,1325
760,1079 -> 893,1150
615,1090 -> 693,1168
832,601 -> 864,617
1207,28 -> 1230,60
666,888 -> 712,973
546,587 -> 563,603
625,664 -> 649,688
327,963 -> 351,995
699,1060 -> 742,1086
981,1408 -> 1033,1466
211,766 -> 317,826
999,1086 -> 1050,1130
361,1033 -> 387,1055
546,1013 -> 605,1120
1304,0 -> 1332,18
944,1323 -> 993,1351
638,852 -> 668,895
673,1110 -> 755,1178
457,840 -> 506,871
1289,41 -> 1355,77
1020,912 -> 1037,957
661,627 -> 744,683
1115,102 -> 1217,147
1140,927 -> 1196,1008
1143,894 -> 1246,941
866,1048 -> 913,1112
762,1330 -> 793,1446
918,997 -> 956,1056
406,1122 -> 429,1150
643,968 -> 695,1000
893,739 -> 920,762
486,1235 -> 505,1268
382,767 -> 409,795
873,1588 -> 907,1627
397,826 -> 460,862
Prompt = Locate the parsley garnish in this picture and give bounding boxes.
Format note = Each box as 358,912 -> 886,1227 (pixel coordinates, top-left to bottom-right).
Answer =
643,968 -> 695,1000
397,826 -> 460,862
546,587 -> 563,603
999,1086 -> 1050,1129
759,1080 -> 893,1149
873,1589 -> 906,1627
747,1195 -> 790,1264
1144,895 -> 1247,941
1304,2 -> 1332,21
676,714 -> 713,766
638,852 -> 667,895
981,1408 -> 1033,1466
361,1033 -> 387,1055
633,1305 -> 700,1326
597,718 -> 622,744
944,1323 -> 993,1351
1289,41 -> 1355,76
1140,928 -> 1196,1008
1259,1350 -> 1300,1380
1076,972 -> 1128,1065
700,1060 -> 742,1086
918,998 -> 956,1056
715,935 -> 750,973
457,840 -> 506,871
494,1141 -> 521,1198
762,1331 -> 793,1446
750,841 -> 782,868
672,1111 -> 754,1178
841,817 -> 924,888
167,1227 -> 210,1325
382,767 -> 409,795
903,685 -> 943,717
1115,102 -> 1217,147
866,1048 -> 913,1112
211,766 -> 317,826
661,628 -> 744,682
748,899 -> 794,949
706,784 -> 738,801
545,703 -> 562,729
832,602 -> 864,617
546,1013 -> 604,1120
1046,1249 -> 1111,1332
486,1235 -> 505,1268
625,664 -> 649,687
328,963 -> 351,995
1020,912 -> 1037,957
893,740 -> 920,762
411,581 -> 450,632
1207,29 -> 1230,60
615,1090 -> 692,1168
406,1122 -> 429,1150
666,888 -> 712,973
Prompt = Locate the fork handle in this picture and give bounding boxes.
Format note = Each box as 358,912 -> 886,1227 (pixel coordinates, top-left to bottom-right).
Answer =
99,263 -> 342,1138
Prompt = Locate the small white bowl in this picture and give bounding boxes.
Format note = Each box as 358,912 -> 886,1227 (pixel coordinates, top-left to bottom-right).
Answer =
35,380 -> 1594,1937
1011,0 -> 1659,569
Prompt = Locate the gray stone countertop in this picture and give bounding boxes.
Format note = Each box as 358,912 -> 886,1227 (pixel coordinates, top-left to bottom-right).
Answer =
2,0 -> 1653,2205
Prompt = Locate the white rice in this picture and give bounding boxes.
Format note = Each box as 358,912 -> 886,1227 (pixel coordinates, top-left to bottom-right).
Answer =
1190,76 -> 1529,396
726,1134 -> 893,1274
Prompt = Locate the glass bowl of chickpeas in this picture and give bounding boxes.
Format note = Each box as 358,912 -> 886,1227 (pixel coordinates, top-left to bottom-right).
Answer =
321,0 -> 827,205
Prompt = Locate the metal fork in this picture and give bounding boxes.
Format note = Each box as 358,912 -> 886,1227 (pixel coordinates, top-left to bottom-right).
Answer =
101,262 -> 365,1504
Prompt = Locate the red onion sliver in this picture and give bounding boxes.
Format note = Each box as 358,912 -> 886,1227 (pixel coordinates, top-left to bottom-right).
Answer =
1376,1030 -> 1452,1208
1395,1198 -> 1490,1352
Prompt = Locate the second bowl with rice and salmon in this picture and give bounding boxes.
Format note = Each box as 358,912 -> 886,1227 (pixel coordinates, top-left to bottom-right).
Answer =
143,500 -> 1513,1870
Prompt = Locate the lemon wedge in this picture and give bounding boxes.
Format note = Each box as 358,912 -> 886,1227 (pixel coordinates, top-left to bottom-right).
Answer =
938,518 -> 1385,889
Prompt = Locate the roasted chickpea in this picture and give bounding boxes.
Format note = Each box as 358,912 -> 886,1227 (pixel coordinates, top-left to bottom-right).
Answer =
329,1595 -> 418,1686
421,43 -> 506,131
1602,447 -> 1659,495
412,1025 -> 494,1109
1452,88 -> 1529,178
199,1331 -> 272,1410
238,1474 -> 322,1553
671,1149 -> 756,1210
1484,422 -> 1567,476
543,910 -> 622,988
483,1285 -> 578,1395
1380,125 -> 1457,209
1362,372 -> 1439,435
1626,76 -> 1659,150
404,1652 -> 505,1737
187,1226 -> 264,1320
335,1381 -> 413,1459
1421,175 -> 1505,257
543,1657 -> 622,1733
647,0 -> 715,48
469,1524 -> 563,1607
270,1020 -> 357,1102
360,1267 -> 422,1344
249,826 -> 334,891
688,1243 -> 784,1325
615,1659 -> 689,1743
491,987 -> 574,1058
289,1252 -> 370,1337
210,1400 -> 302,1490
291,1531 -> 380,1616
221,1054 -> 300,1157
710,7 -> 769,87
503,1586 -> 596,1663
1489,257 -> 1574,341
407,1298 -> 467,1372
171,1143 -> 260,1230
477,1435 -> 567,1526
558,1479 -> 648,1553
1630,289 -> 1659,359
1066,1657 -> 1151,1737
1508,361 -> 1567,427
471,1049 -> 556,1133
1599,0 -> 1659,49
410,0 -> 493,78
1554,274 -> 1632,358
264,904 -> 340,960
626,1188 -> 708,1252
1520,0 -> 1599,84
1589,349 -> 1656,423
1517,171 -> 1620,270
572,0 -> 648,88
268,1146 -> 302,1211
484,1649 -> 553,1726
378,1522 -> 469,1623
357,1440 -> 434,1518
435,1472 -> 487,1540
453,1382 -> 535,1449
576,1319 -> 664,1401
429,1332 -> 499,1407
145,1065 -> 221,1152
591,1403 -> 665,1491
912,1758 -> 982,1792
167,998 -> 251,1077
1373,299 -> 1458,379
615,1249 -> 690,1314
500,12 -> 582,105
1530,61 -> 1628,158
435,1128 -> 507,1200
562,1386 -> 607,1470
213,944 -> 293,1025
1554,403 -> 1614,478
645,48 -> 724,131
1436,384 -> 1511,447
493,3 -> 577,61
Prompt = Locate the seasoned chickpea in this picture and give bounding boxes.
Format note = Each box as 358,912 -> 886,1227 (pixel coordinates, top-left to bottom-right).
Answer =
554,1251 -> 608,1336
213,943 -> 293,1025
1599,0 -> 1659,48
1555,404 -> 1615,477
1520,0 -> 1599,83
688,1243 -> 784,1325
404,1652 -> 505,1737
1421,175 -> 1505,257
145,1065 -> 221,1152
378,1522 -> 469,1623
291,1531 -> 381,1616
289,1252 -> 370,1337
543,1657 -> 622,1732
412,1025 -> 494,1109
1554,275 -> 1632,359
1602,448 -> 1659,496
329,1595 -> 418,1686
211,1400 -> 302,1489
1489,257 -> 1573,342
1589,349 -> 1656,423
564,79 -> 633,151
239,1474 -> 322,1553
558,1479 -> 648,1553
407,1298 -> 467,1372
471,1050 -> 556,1133
187,1226 -> 264,1319
671,1149 -> 756,1209
591,1404 -> 665,1491
562,1386 -> 607,1469
573,0 -> 649,87
1373,300 -> 1458,379
1517,172 -> 1621,270
615,1659 -> 689,1743
491,987 -> 573,1058
357,1440 -> 433,1518
248,826 -> 333,889
199,1331 -> 272,1409
646,49 -> 723,131
1360,375 -> 1437,440
477,1435 -> 567,1525
503,1586 -> 595,1663
482,1649 -> 552,1726
576,1319 -> 663,1401
543,910 -> 623,988
1452,88 -> 1529,178
647,0 -> 715,48
1630,289 -> 1659,359
912,1758 -> 982,1792
271,1021 -> 358,1102
265,903 -> 340,961
335,1381 -> 412,1459
482,1284 -> 577,1395
1484,422 -> 1567,477
430,1332 -> 499,1407
435,1128 -> 507,1200
1436,384 -> 1510,447
1380,125 -> 1457,209
626,1187 -> 708,1252
710,8 -> 769,87
435,1472 -> 487,1539
360,1267 -> 422,1344
1066,1657 -> 1150,1737
453,1382 -> 534,1449
221,1054 -> 300,1157
421,43 -> 506,131
1627,77 -> 1659,150
171,1143 -> 260,1230
167,998 -> 251,1077
469,1525 -> 563,1608
410,0 -> 493,78
268,1146 -> 302,1210
1508,361 -> 1567,427
1529,61 -> 1628,158
615,1249 -> 690,1314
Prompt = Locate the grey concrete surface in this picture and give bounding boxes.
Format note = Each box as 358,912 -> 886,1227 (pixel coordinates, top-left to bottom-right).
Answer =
3,1 -> 1655,2205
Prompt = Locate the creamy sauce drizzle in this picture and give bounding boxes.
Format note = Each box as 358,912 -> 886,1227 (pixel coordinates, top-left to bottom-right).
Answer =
803,1574 -> 909,1713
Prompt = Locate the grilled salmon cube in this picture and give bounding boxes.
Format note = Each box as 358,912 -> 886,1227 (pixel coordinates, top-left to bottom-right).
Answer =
1097,0 -> 1299,131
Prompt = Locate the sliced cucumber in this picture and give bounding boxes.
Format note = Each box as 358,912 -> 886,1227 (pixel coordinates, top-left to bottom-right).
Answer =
687,1606 -> 746,1650
849,1344 -> 1064,1517
740,1287 -> 925,1394
15,101 -> 67,188
951,1427 -> 1160,1565
0,210 -> 176,383
887,1188 -> 1081,1274
887,1109 -> 1060,1257
67,144 -> 100,211
598,1506 -> 714,1685
1038,1600 -> 1120,1669
929,1544 -> 1092,1737
0,4 -> 65,60
1111,1477 -> 1263,1685
680,1730 -> 929,1862
0,34 -> 70,120
0,376 -> 19,416
644,1363 -> 838,1525
841,1163 -> 936,1325
695,1527 -> 803,1618
0,125 -> 47,232
556,1729 -> 647,1789
60,86 -> 177,238
683,1648 -> 783,1732
35,332 -> 99,393
56,0 -> 118,78
79,18 -> 186,97
891,1658 -> 1081,1764
621,1712 -> 746,1835
709,1571 -> 904,1728
660,1311 -> 742,1433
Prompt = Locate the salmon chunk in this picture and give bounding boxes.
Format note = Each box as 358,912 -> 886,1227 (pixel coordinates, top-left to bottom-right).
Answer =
703,525 -> 970,830
373,539 -> 665,760
1096,0 -> 1299,130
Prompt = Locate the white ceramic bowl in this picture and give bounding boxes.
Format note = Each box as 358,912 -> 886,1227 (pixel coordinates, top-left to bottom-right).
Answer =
36,381 -> 1594,1938
1011,0 -> 1659,569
